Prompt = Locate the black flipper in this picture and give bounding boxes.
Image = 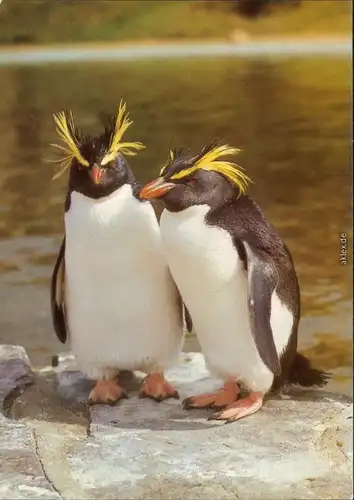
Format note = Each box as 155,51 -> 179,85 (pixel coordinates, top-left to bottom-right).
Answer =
184,304 -> 193,333
50,237 -> 67,344
243,241 -> 281,377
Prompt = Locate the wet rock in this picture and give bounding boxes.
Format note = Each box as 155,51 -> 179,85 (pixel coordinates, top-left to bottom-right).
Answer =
0,344 -> 34,410
0,345 -> 61,499
0,345 -> 352,500
54,352 -> 352,500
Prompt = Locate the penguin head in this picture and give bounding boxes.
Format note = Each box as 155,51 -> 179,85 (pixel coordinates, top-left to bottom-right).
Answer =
50,101 -> 145,198
139,143 -> 251,211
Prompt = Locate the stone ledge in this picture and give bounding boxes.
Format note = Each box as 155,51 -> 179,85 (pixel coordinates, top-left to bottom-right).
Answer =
0,345 -> 34,412
0,344 -> 353,500
0,345 -> 61,499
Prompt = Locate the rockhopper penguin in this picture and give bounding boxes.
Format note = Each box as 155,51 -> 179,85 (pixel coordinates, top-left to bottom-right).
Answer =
139,144 -> 330,423
50,102 -> 185,404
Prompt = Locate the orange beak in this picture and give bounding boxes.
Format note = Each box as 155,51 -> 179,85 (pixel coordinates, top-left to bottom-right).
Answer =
90,165 -> 103,184
139,178 -> 175,200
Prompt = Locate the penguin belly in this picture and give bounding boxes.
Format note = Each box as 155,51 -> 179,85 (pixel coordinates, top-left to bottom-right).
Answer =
160,205 -> 292,394
64,185 -> 183,380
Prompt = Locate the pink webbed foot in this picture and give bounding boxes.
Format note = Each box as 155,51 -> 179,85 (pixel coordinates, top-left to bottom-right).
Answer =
208,392 -> 263,423
88,379 -> 128,405
139,373 -> 179,402
183,381 -> 241,410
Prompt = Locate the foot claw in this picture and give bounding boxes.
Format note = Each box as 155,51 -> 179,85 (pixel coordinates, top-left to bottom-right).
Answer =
183,382 -> 240,411
182,396 -> 211,410
88,380 -> 127,405
207,412 -> 221,421
139,392 -> 157,402
139,373 -> 179,402
182,397 -> 194,409
208,392 -> 263,423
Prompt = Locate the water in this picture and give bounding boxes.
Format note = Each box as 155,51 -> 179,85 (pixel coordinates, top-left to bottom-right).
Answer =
0,55 -> 351,395
0,40 -> 350,66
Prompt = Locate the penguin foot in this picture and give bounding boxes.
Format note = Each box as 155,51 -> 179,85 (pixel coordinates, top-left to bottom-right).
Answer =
139,373 -> 179,402
183,381 -> 240,410
208,392 -> 263,423
88,380 -> 128,405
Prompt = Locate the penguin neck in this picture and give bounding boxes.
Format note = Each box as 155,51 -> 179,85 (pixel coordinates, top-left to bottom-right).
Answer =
65,163 -> 141,211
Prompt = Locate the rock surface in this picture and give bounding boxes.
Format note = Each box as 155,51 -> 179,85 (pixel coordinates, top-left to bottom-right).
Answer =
0,344 -> 353,500
0,345 -> 61,499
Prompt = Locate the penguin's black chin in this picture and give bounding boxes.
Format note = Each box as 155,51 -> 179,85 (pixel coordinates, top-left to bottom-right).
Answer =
139,178 -> 175,200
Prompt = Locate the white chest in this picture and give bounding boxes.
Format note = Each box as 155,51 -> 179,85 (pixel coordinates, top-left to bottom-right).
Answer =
160,205 -> 239,284
160,205 -> 245,322
63,186 -> 182,377
160,206 -> 282,393
65,185 -> 161,263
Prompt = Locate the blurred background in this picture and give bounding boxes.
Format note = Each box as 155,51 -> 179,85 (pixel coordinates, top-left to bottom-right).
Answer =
0,1 -> 352,395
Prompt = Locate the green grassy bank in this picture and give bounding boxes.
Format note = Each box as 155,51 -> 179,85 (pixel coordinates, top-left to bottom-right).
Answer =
0,1 -> 351,46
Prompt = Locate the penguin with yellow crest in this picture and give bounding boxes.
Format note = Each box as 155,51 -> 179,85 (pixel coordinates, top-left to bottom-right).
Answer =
139,143 -> 330,422
50,102 -> 187,405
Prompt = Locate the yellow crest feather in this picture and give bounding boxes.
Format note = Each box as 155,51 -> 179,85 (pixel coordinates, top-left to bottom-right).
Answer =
51,111 -> 89,180
159,149 -> 175,176
100,100 -> 145,166
170,144 -> 251,195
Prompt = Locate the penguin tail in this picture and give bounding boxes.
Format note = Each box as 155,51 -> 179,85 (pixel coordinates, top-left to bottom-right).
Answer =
287,352 -> 331,388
